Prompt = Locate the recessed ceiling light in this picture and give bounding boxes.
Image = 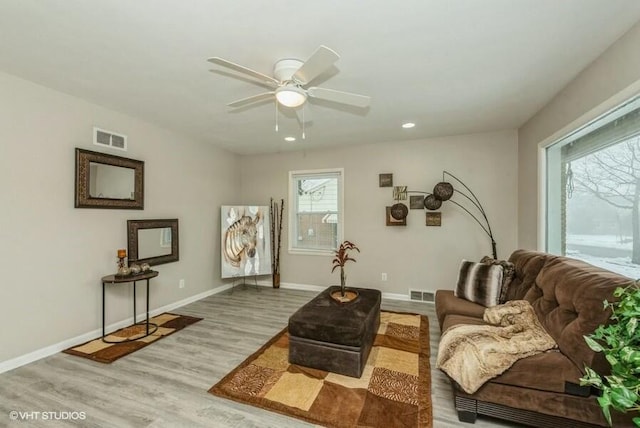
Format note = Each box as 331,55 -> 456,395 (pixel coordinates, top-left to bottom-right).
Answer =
402,122 -> 416,129
284,136 -> 296,142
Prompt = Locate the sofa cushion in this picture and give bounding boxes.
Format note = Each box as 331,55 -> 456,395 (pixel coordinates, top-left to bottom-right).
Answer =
480,256 -> 515,303
455,260 -> 503,307
435,290 -> 486,329
441,313 -> 487,333
523,255 -> 632,375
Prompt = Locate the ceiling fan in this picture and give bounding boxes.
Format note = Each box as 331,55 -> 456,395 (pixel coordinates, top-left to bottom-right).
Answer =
207,45 -> 371,111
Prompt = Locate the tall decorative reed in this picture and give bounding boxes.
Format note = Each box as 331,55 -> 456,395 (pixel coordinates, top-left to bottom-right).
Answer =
270,198 -> 284,288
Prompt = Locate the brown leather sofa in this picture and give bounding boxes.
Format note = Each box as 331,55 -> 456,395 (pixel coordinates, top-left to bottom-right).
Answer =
435,249 -> 635,427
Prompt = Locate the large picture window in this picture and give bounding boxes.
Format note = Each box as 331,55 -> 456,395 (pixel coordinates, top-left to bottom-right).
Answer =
545,96 -> 640,278
289,168 -> 343,254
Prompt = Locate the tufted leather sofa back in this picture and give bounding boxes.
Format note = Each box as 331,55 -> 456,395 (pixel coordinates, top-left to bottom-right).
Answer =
509,250 -> 632,373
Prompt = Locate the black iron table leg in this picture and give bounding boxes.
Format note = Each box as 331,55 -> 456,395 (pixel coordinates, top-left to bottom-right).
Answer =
146,278 -> 150,335
102,282 -> 106,339
133,280 -> 137,326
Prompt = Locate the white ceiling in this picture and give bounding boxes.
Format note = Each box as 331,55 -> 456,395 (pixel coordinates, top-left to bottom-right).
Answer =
2,1 -> 640,155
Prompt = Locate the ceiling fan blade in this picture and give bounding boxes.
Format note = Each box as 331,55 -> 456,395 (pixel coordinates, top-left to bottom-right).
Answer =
292,45 -> 340,86
227,92 -> 275,108
307,87 -> 371,108
207,57 -> 280,86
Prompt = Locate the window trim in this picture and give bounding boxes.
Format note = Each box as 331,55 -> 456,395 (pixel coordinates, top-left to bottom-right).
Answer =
288,168 -> 344,256
537,87 -> 640,251
542,93 -> 640,265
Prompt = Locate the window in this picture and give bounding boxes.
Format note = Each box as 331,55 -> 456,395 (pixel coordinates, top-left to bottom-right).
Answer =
545,96 -> 640,278
289,168 -> 343,254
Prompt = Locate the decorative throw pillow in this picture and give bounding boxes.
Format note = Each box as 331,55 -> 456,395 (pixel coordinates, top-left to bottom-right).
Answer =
455,260 -> 504,307
480,256 -> 516,303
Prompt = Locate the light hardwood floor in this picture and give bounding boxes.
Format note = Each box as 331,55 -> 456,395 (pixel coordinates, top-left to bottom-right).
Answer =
0,288 -> 523,427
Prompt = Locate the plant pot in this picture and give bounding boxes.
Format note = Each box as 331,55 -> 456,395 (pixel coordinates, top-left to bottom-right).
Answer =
330,287 -> 359,303
272,273 -> 280,289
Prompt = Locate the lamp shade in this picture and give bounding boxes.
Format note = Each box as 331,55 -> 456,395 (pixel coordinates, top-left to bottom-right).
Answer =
423,194 -> 442,210
275,86 -> 307,108
433,182 -> 454,201
390,203 -> 409,220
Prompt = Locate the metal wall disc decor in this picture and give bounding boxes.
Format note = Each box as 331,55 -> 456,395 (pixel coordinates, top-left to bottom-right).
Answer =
423,194 -> 442,210
433,182 -> 454,201
390,203 -> 409,220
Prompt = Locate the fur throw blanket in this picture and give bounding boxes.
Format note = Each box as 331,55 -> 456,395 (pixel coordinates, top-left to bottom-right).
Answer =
436,300 -> 556,394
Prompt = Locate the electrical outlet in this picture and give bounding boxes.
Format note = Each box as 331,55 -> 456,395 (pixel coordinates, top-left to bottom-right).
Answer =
179,279 -> 185,289
381,273 -> 387,281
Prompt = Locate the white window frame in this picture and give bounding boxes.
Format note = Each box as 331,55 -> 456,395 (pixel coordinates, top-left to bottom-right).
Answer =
537,86 -> 640,250
288,168 -> 344,256
541,94 -> 640,277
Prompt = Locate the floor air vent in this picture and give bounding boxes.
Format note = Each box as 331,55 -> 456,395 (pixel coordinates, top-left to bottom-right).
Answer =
94,127 -> 127,151
409,289 -> 435,303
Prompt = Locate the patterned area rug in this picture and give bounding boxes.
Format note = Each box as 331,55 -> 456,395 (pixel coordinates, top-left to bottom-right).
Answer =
63,313 -> 202,363
209,311 -> 432,428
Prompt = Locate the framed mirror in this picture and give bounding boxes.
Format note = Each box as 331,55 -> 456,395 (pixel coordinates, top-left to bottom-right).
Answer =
127,219 -> 179,266
75,148 -> 144,209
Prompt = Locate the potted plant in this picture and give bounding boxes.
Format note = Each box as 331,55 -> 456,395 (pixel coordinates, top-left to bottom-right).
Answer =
331,240 -> 360,302
580,280 -> 640,427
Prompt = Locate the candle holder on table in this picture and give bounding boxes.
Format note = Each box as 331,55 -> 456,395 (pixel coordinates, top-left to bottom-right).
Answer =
116,249 -> 131,276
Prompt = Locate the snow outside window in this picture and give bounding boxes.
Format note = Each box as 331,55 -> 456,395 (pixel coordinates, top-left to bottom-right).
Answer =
545,96 -> 640,279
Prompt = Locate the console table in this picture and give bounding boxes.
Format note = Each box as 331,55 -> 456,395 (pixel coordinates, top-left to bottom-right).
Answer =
101,270 -> 159,343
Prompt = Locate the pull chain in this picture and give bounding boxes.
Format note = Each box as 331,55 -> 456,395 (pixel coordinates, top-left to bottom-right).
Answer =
302,105 -> 306,139
566,162 -> 574,199
274,100 -> 279,132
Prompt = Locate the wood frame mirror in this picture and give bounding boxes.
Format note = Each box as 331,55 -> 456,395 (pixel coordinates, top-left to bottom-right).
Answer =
127,219 -> 179,266
75,148 -> 144,209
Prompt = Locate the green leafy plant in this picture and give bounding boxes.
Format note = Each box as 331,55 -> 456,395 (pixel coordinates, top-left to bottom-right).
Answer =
580,280 -> 640,427
331,240 -> 360,296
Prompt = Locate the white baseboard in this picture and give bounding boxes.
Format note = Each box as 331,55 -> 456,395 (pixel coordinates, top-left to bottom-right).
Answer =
382,292 -> 411,301
0,284 -> 232,375
255,280 -> 325,293
1,281 -> 416,374
256,280 -> 411,302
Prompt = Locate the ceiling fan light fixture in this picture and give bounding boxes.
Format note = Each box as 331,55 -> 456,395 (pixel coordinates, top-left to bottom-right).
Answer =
275,86 -> 307,108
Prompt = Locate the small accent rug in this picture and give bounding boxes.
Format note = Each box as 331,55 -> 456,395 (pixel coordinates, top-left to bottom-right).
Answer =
209,311 -> 432,428
63,313 -> 202,363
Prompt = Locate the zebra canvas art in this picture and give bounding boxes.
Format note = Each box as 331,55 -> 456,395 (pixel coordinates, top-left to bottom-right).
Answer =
221,205 -> 272,278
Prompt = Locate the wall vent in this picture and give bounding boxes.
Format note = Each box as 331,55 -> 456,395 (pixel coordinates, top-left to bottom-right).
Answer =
409,289 -> 435,303
93,127 -> 127,151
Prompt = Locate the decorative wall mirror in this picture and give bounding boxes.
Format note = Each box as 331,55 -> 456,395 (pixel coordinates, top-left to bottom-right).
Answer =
75,148 -> 144,209
127,219 -> 179,266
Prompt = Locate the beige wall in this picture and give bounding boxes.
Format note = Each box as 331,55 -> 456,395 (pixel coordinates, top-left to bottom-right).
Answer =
0,71 -> 518,367
5,20 -> 639,370
0,71 -> 240,363
518,21 -> 640,250
240,130 -> 518,296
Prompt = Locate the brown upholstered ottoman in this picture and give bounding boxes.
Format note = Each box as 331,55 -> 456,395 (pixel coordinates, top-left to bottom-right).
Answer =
288,286 -> 381,378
